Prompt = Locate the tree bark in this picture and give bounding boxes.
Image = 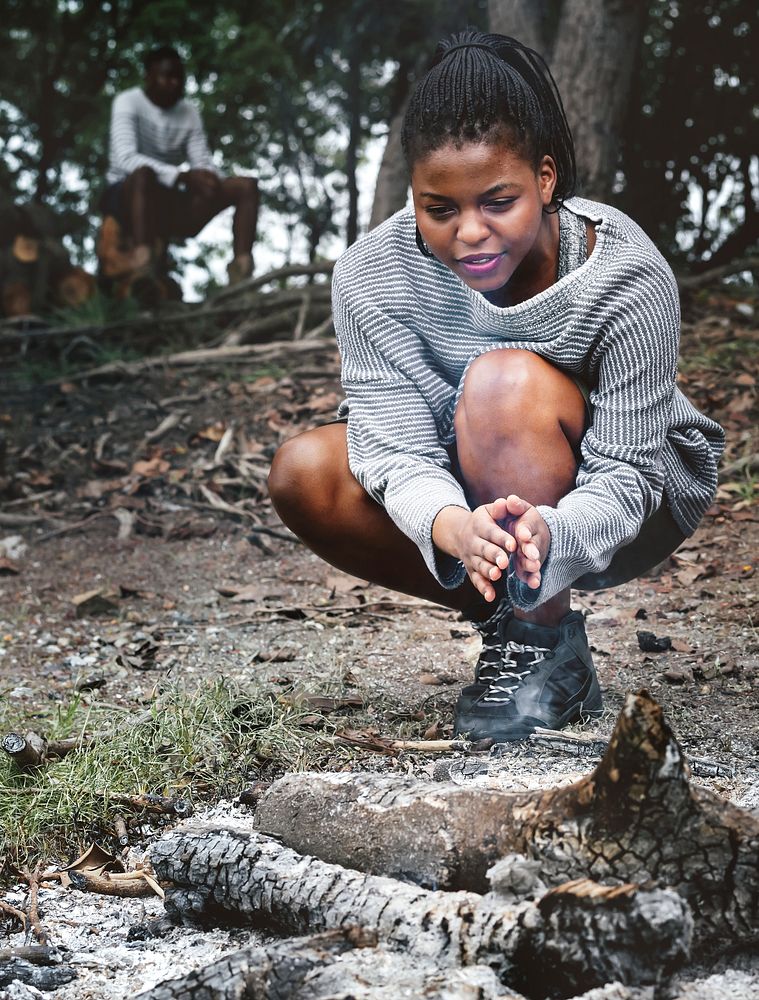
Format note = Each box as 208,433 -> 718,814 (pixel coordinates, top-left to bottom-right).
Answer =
254,691 -> 759,952
345,54 -> 362,246
367,102 -> 410,230
487,0 -> 559,59
549,0 -> 646,201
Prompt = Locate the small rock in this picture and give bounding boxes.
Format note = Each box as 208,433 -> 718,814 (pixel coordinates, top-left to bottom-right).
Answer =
637,630 -> 672,653
0,534 -> 27,561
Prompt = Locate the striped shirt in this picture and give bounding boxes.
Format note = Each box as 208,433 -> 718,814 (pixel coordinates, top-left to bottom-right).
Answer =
106,87 -> 217,188
332,198 -> 725,610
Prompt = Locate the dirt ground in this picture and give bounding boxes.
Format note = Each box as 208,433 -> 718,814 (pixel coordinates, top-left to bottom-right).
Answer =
0,290 -> 757,997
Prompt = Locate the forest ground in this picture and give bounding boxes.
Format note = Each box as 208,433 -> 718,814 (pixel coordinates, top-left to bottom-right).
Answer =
0,282 -> 757,998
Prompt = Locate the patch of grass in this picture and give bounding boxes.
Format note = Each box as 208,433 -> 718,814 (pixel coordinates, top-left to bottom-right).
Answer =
50,290 -> 140,329
0,678 -> 344,874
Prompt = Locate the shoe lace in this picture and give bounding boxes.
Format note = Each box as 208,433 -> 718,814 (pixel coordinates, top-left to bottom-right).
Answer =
482,640 -> 551,704
471,619 -> 504,684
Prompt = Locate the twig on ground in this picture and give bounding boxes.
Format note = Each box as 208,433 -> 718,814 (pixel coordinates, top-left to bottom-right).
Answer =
100,792 -> 193,817
529,727 -> 735,777
247,525 -> 300,543
33,511 -> 113,544
0,901 -> 27,931
0,947 -> 62,964
68,869 -> 162,899
19,866 -> 49,946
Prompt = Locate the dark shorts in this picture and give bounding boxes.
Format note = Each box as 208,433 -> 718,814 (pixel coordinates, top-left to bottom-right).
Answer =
98,181 -> 197,240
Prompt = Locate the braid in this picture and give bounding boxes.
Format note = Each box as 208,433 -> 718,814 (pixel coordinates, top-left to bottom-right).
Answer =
402,29 -> 576,205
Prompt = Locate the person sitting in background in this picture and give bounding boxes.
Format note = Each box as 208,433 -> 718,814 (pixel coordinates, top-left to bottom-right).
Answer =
99,45 -> 258,293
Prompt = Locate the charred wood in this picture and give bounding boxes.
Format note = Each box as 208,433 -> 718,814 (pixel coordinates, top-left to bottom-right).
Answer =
134,929 -> 525,1000
254,691 -> 759,951
149,822 -> 690,996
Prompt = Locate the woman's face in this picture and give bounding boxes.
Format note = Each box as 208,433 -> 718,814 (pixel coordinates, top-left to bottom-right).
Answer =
411,140 -> 557,296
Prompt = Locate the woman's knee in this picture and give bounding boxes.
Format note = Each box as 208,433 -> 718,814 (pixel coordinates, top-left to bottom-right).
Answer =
461,349 -> 549,411
456,352 -> 551,438
268,428 -> 350,529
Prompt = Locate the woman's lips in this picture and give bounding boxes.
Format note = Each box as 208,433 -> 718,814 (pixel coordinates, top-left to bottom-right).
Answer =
456,252 -> 505,276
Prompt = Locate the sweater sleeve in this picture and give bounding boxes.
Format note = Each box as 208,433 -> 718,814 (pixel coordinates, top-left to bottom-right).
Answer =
334,271 -> 469,588
109,92 -> 181,188
185,105 -> 218,174
509,259 -> 680,610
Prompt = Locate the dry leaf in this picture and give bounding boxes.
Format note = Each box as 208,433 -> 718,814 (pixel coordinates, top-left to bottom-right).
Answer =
131,456 -> 170,478
72,589 -> 119,618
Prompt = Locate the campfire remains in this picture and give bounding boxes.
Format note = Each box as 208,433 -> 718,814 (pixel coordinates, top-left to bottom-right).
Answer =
133,691 -> 759,999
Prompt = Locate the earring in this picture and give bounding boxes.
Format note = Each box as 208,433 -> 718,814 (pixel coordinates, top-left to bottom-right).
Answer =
415,225 -> 434,259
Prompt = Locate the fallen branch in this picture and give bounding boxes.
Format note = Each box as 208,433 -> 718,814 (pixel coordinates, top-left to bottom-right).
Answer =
527,727 -> 734,777
68,868 -> 162,899
213,261 -> 335,302
150,823 -> 690,996
253,691 -> 759,950
2,709 -> 155,770
45,337 -> 337,385
0,947 -> 61,965
678,255 -> 759,291
0,959 -> 77,991
103,792 -> 193,817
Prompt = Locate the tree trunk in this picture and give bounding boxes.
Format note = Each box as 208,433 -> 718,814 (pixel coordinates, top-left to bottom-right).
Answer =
345,54 -> 362,246
489,0 -> 646,203
549,0 -> 646,201
369,1 -> 489,229
367,102 -> 410,230
254,691 -> 759,952
487,0 -> 559,59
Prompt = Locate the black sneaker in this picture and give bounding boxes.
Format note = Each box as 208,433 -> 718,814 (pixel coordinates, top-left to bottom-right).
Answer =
457,604 -> 513,711
453,611 -> 602,742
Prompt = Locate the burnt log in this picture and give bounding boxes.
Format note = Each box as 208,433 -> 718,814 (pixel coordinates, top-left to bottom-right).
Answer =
134,929 -> 525,1000
254,691 -> 759,951
0,959 -> 76,991
150,821 -> 690,997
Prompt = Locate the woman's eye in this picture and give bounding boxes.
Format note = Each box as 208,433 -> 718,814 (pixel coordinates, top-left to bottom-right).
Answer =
487,198 -> 515,210
426,205 -> 454,218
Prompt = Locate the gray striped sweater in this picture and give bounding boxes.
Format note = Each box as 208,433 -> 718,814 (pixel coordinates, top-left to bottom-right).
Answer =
107,87 -> 217,188
332,198 -> 724,609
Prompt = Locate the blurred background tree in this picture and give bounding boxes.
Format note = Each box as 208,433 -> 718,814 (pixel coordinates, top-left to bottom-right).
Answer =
0,0 -> 755,284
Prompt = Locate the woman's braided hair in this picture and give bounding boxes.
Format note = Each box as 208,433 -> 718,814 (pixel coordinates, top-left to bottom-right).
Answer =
401,29 -> 576,205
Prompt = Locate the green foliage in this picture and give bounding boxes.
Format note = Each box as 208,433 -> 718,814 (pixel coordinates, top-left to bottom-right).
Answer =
620,0 -> 758,265
2,1 -> 754,281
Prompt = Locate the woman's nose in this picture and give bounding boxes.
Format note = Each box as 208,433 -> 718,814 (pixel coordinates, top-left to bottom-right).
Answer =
457,211 -> 489,245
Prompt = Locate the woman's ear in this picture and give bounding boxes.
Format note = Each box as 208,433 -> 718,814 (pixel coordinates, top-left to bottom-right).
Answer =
538,155 -> 558,206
